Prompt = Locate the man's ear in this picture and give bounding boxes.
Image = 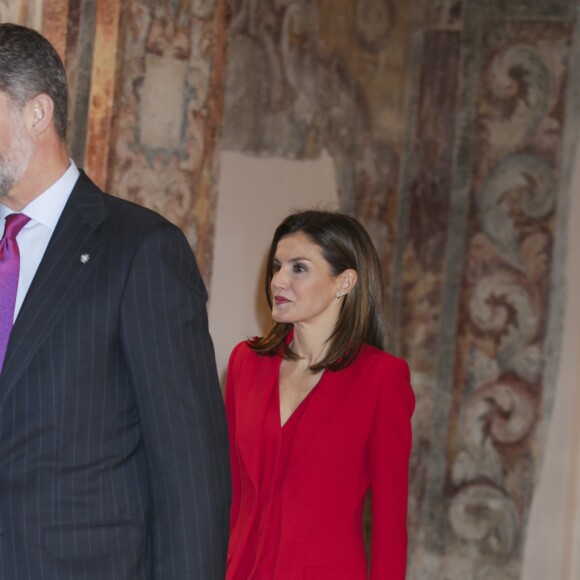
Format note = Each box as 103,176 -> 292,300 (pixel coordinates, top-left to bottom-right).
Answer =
26,94 -> 54,135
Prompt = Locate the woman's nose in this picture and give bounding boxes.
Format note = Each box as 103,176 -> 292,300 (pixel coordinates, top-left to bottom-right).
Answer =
271,269 -> 287,289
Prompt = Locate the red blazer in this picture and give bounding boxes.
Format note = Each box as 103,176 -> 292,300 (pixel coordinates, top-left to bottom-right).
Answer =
225,340 -> 415,580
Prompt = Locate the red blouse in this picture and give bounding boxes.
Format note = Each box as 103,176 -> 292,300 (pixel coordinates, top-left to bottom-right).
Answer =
231,373 -> 316,579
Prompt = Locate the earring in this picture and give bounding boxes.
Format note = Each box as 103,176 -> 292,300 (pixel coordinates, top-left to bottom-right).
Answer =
336,292 -> 343,299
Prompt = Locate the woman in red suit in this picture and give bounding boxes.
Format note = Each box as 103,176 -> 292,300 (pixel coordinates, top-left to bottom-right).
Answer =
225,210 -> 414,579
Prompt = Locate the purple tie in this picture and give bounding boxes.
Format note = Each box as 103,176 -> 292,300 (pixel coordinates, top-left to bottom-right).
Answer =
0,213 -> 30,371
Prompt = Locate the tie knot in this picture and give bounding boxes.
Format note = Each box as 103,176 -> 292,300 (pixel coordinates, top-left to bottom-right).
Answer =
2,214 -> 30,241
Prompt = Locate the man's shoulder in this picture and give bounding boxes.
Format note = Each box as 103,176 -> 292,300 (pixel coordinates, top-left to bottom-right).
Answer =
74,171 -> 174,230
102,191 -> 170,227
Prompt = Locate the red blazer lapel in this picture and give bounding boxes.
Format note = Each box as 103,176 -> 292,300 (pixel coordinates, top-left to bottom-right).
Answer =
235,350 -> 281,490
286,362 -> 359,477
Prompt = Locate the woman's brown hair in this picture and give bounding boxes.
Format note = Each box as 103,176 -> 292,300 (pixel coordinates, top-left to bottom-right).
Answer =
250,210 -> 388,372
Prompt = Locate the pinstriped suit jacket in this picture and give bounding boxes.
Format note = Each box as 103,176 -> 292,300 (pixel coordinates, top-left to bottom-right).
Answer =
0,172 -> 231,579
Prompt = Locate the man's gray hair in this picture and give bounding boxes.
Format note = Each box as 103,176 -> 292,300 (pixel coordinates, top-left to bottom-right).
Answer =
0,23 -> 68,140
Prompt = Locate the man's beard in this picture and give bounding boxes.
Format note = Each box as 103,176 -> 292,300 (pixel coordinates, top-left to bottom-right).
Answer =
0,110 -> 34,198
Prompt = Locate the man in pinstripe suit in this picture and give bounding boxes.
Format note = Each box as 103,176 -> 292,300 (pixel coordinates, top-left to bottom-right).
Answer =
0,24 -> 230,579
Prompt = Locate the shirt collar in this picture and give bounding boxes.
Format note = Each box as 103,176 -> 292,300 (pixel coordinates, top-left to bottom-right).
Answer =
0,161 -> 80,229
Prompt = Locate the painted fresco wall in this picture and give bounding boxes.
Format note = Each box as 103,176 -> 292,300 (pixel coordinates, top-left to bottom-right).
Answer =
0,0 -> 228,279
2,0 -> 580,577
221,0 -> 580,578
402,2 -> 577,578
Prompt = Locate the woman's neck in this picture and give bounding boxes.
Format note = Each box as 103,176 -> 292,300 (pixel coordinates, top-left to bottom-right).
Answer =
290,323 -> 332,368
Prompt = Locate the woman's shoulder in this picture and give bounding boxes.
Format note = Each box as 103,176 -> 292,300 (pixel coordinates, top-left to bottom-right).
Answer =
228,339 -> 256,366
226,340 -> 258,393
356,344 -> 410,375
228,338 -> 280,373
356,345 -> 415,411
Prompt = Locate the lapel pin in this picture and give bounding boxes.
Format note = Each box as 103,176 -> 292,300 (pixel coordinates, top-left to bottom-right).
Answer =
80,253 -> 90,264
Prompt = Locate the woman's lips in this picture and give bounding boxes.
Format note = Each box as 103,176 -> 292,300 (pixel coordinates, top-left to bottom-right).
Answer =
274,296 -> 290,304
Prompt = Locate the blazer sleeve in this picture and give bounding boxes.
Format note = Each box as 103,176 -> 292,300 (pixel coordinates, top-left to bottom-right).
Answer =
119,221 -> 231,579
369,356 -> 415,580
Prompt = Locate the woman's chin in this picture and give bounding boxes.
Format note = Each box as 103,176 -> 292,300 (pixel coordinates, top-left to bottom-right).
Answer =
271,311 -> 293,324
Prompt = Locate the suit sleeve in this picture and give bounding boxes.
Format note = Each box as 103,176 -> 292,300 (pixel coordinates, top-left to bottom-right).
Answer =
119,221 -> 231,579
369,357 -> 415,580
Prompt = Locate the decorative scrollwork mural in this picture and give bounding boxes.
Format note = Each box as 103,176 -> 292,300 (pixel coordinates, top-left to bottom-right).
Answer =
407,3 -> 574,577
222,0 -> 578,578
106,0 -> 229,278
222,0 -> 410,275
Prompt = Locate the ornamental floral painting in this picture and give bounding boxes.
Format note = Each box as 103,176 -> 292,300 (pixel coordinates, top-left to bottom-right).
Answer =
221,0 -> 579,577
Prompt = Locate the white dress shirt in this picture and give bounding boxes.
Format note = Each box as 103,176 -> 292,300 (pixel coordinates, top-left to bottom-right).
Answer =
0,161 -> 80,321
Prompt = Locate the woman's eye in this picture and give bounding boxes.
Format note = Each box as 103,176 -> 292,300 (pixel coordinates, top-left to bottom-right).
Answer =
293,263 -> 306,273
272,262 -> 281,272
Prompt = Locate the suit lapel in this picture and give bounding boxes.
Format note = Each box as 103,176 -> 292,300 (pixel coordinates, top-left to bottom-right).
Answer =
0,173 -> 107,406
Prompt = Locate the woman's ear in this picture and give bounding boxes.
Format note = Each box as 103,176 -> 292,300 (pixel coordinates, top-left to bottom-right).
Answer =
337,269 -> 358,296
